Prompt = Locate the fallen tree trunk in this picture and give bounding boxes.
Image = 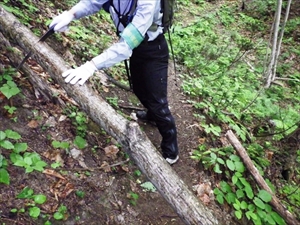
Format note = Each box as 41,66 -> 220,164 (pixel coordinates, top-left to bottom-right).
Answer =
226,130 -> 299,225
0,7 -> 218,225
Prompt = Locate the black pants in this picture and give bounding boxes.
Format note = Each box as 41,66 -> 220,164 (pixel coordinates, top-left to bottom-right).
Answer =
129,34 -> 178,159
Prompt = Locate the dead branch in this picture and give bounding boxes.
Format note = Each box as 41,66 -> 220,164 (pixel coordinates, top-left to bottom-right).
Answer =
225,129 -> 299,225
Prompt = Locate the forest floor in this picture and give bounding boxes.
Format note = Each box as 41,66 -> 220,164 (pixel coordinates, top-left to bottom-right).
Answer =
1,1 -> 300,225
0,49 -> 235,225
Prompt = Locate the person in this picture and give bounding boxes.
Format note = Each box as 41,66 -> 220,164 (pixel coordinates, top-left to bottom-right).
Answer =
50,0 -> 179,165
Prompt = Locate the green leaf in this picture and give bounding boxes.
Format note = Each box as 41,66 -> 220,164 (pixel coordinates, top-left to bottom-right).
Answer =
213,163 -> 222,173
210,152 -> 217,160
24,156 -> 33,166
17,186 -> 34,199
0,131 -> 6,141
230,154 -> 240,162
29,206 -> 40,218
14,159 -> 27,167
220,181 -> 232,193
244,184 -> 254,199
258,189 -> 272,203
256,208 -> 267,219
140,181 -> 157,192
0,82 -> 20,99
246,210 -> 258,221
33,194 -> 47,204
253,197 -> 265,209
225,192 -> 236,204
232,175 -> 238,184
233,199 -> 240,210
236,189 -> 244,199
270,212 -> 286,225
13,143 -> 28,153
235,210 -> 242,219
226,159 -> 235,171
0,168 -> 10,185
234,172 -> 243,177
247,203 -> 255,211
216,194 -> 224,204
74,136 -> 86,149
0,140 -> 14,149
10,153 -> 23,163
33,160 -> 47,172
240,201 -> 248,210
54,212 -> 64,220
234,161 -> 245,173
25,167 -> 34,173
265,213 -> 276,225
5,130 -> 21,140
217,157 -> 225,164
75,190 -> 85,198
264,204 -> 272,213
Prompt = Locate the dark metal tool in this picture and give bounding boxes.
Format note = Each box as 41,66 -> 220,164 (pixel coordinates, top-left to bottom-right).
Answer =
17,26 -> 55,70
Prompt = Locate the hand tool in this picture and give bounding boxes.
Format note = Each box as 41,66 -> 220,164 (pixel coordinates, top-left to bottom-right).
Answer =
16,26 -> 55,70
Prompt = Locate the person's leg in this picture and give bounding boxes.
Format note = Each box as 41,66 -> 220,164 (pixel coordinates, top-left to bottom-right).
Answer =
130,35 -> 179,161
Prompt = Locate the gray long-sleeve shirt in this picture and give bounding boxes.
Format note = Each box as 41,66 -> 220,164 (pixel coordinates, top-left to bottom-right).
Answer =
71,0 -> 164,69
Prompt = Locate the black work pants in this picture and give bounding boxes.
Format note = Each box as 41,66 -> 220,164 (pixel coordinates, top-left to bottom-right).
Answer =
129,34 -> 178,159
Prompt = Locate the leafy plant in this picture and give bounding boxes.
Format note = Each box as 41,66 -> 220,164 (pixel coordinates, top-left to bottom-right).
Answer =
10,186 -> 47,219
0,67 -> 20,100
64,105 -> 88,137
128,191 -> 139,206
4,105 -> 17,115
53,204 -> 68,220
193,145 -> 285,224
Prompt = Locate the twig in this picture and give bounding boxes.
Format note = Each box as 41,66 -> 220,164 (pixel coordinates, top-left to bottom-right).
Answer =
118,104 -> 144,111
65,158 -> 130,171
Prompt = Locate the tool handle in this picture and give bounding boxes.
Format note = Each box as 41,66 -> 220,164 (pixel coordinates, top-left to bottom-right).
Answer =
38,25 -> 55,42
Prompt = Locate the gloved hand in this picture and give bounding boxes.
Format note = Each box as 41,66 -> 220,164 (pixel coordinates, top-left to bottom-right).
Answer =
50,11 -> 75,32
62,61 -> 98,85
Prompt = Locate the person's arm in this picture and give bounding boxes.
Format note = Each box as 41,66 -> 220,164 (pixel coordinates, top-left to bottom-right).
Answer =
63,0 -> 160,85
50,0 -> 107,32
71,0 -> 106,19
92,0 -> 159,69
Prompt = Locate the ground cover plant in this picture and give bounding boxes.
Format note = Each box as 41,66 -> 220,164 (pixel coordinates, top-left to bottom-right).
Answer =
0,0 -> 299,224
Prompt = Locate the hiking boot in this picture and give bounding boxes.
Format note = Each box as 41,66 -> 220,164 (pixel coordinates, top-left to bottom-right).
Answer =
165,155 -> 179,165
136,111 -> 156,126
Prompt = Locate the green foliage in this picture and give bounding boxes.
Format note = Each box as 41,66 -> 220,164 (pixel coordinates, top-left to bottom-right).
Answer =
11,151 -> 47,173
106,97 -> 119,108
193,145 -> 285,224
0,129 -> 47,184
128,191 -> 139,206
280,183 -> 300,219
52,140 -> 70,149
53,204 -> 68,220
4,105 -> 17,115
0,67 -> 20,100
0,0 -> 38,26
64,105 -> 88,137
173,0 -> 299,143
140,181 -> 157,192
74,136 -> 87,149
10,186 -> 47,219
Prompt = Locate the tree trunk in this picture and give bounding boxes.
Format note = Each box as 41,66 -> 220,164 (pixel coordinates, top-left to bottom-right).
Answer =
0,7 -> 219,225
265,0 -> 282,88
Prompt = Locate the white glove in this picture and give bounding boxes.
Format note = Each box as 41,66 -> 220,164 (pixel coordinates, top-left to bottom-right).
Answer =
50,11 -> 75,32
62,61 -> 97,85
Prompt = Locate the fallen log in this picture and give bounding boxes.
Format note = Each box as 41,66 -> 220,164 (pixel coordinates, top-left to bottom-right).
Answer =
225,130 -> 299,225
0,7 -> 219,225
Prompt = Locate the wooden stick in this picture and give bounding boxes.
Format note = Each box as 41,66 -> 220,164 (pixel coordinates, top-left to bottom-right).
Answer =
225,130 -> 299,225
